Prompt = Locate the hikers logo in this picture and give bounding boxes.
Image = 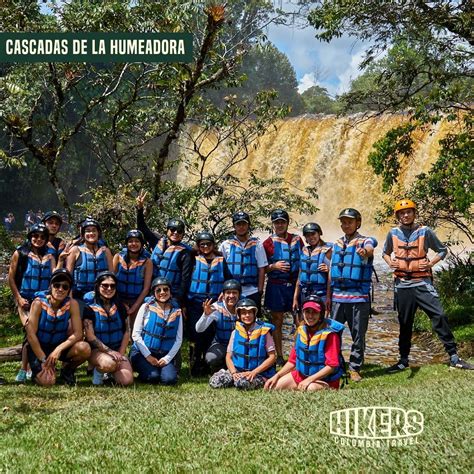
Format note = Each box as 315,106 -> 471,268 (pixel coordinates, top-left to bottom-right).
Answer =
330,407 -> 424,448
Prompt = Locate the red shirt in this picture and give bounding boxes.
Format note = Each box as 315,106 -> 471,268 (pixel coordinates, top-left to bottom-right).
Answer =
263,233 -> 303,258
289,330 -> 341,389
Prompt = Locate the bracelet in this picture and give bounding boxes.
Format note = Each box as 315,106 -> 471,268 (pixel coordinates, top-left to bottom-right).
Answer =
40,356 -> 46,363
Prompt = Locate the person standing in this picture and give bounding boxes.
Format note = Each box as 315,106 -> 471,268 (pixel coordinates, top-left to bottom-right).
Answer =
329,208 -> 377,382
219,211 -> 268,312
382,199 -> 473,372
42,211 -> 67,260
263,209 -> 302,366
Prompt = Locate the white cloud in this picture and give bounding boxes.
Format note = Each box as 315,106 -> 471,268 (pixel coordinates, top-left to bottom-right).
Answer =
336,49 -> 366,95
297,72 -> 318,93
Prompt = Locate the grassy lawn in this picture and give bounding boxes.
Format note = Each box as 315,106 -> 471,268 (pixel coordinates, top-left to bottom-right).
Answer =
1,359 -> 473,472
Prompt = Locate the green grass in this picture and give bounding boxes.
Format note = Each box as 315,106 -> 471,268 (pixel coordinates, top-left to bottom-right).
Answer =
1,361 -> 473,472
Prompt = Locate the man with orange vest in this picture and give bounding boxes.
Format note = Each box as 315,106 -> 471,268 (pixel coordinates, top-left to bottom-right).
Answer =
382,199 -> 472,372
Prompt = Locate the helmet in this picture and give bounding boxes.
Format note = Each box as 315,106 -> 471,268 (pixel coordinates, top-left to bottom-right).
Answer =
394,199 -> 416,214
338,208 -> 361,220
151,277 -> 171,290
222,279 -> 242,293
42,211 -> 63,225
80,218 -> 101,235
27,223 -> 49,240
302,294 -> 326,316
50,268 -> 73,286
303,222 -> 322,235
232,211 -> 250,225
95,271 -> 117,284
195,231 -> 215,244
166,218 -> 185,233
271,209 -> 289,222
126,229 -> 144,244
235,298 -> 258,314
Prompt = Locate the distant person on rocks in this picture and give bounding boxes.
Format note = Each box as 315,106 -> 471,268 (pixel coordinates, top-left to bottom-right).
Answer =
83,272 -> 134,386
4,213 -> 15,231
264,296 -> 345,391
35,209 -> 43,224
263,209 -> 302,367
209,298 -> 276,390
329,208 -> 377,383
382,199 -> 473,372
26,269 -> 90,386
130,277 -> 182,385
8,223 -> 57,383
24,210 -> 35,231
195,279 -> 241,373
219,211 -> 268,314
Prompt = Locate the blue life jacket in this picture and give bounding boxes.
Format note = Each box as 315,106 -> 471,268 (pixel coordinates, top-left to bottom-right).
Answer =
295,319 -> 345,381
116,248 -> 150,301
88,302 -> 124,351
267,234 -> 300,282
140,302 -> 181,354
36,296 -> 71,346
213,302 -> 237,345
150,238 -> 191,293
225,237 -> 259,286
330,237 -> 373,293
46,238 -> 65,261
299,243 -> 332,294
231,321 -> 276,378
188,255 -> 225,301
19,250 -> 54,300
73,244 -> 109,293
83,291 -> 95,304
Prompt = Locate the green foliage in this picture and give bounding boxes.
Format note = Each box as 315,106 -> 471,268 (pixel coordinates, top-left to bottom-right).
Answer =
300,85 -> 337,114
0,225 -> 15,261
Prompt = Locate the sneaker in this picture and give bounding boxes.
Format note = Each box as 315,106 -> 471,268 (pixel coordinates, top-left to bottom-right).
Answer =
92,368 -> 104,386
386,361 -> 409,374
15,369 -> 27,383
26,370 -> 32,381
349,370 -> 362,382
449,358 -> 474,370
276,356 -> 286,367
60,368 -> 76,386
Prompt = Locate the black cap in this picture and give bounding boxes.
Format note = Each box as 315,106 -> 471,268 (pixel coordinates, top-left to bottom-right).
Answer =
167,218 -> 185,233
80,218 -> 101,234
303,222 -> 322,235
151,277 -> 171,290
232,211 -> 250,225
27,223 -> 49,240
42,211 -> 63,225
195,231 -> 215,243
338,208 -> 361,220
50,268 -> 73,286
126,229 -> 144,244
271,209 -> 289,222
223,279 -> 242,293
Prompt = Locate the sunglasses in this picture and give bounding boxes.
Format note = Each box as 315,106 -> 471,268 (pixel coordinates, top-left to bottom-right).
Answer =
100,283 -> 116,290
199,242 -> 213,248
52,282 -> 70,291
168,227 -> 183,234
31,233 -> 46,240
154,287 -> 170,293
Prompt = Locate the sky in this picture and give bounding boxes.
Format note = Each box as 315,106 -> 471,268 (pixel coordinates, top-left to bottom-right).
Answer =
266,3 -> 368,97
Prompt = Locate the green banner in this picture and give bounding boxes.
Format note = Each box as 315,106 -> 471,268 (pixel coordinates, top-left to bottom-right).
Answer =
0,32 -> 193,63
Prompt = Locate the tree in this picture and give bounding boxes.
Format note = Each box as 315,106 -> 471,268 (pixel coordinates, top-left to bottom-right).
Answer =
306,0 -> 473,240
300,85 -> 337,114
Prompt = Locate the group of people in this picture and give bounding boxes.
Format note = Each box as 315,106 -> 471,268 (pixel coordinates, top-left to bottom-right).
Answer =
6,197 -> 472,391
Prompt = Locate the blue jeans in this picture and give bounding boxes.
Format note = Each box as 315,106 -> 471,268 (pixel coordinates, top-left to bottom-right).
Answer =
130,348 -> 177,385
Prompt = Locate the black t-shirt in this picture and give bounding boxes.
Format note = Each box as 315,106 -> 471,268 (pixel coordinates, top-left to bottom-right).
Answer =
83,301 -> 128,334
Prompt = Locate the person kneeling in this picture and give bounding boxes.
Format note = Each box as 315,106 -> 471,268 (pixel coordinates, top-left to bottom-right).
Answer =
83,272 -> 133,386
265,297 -> 345,391
130,277 -> 182,385
26,269 -> 91,386
209,298 -> 276,390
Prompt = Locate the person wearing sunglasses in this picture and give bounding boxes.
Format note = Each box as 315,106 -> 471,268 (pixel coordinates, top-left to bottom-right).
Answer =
8,223 -> 57,383
136,191 -> 193,307
130,277 -> 183,384
187,231 -> 232,376
26,269 -> 91,386
66,218 -> 113,304
113,230 -> 153,332
83,272 -> 133,386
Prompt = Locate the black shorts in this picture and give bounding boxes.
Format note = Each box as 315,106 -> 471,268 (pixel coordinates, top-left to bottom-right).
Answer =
27,343 -> 71,378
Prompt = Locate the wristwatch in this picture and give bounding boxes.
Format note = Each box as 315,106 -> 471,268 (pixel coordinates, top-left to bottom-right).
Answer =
40,356 -> 47,363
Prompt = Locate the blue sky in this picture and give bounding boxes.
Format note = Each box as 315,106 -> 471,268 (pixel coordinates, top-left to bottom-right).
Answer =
267,4 -> 368,97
